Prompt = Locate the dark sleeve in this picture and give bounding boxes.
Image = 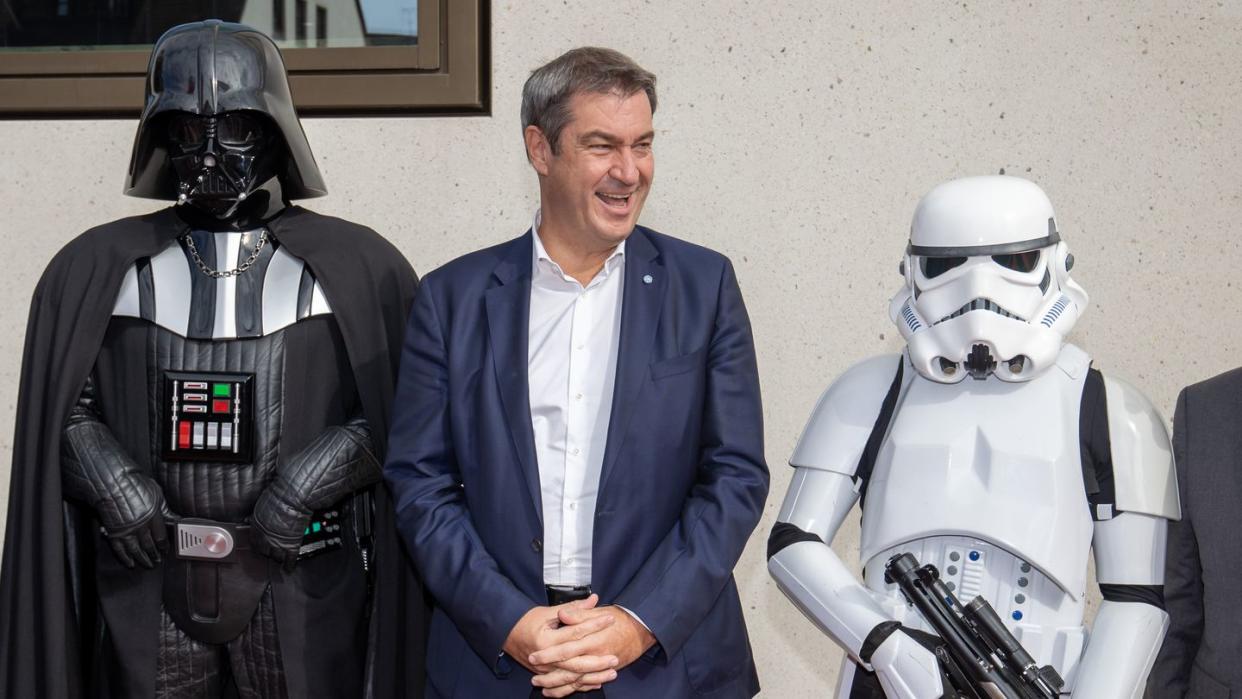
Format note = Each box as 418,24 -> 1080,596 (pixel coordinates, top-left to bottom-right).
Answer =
1146,388 -> 1200,698
381,278 -> 538,675
612,259 -> 770,660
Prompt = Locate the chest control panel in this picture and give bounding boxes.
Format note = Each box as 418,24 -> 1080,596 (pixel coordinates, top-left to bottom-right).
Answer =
162,371 -> 255,463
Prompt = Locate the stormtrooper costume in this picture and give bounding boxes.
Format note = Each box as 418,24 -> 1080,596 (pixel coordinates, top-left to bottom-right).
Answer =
767,176 -> 1179,698
0,21 -> 423,699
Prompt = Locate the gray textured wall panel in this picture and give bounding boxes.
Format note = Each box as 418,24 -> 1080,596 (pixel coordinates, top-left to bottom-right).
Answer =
2,1 -> 1240,695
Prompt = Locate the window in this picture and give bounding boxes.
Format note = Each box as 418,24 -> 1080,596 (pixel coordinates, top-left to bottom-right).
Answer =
296,1 -> 308,45
273,0 -> 286,40
0,0 -> 488,116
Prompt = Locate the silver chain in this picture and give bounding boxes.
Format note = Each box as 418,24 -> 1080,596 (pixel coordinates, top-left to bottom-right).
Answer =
183,230 -> 268,278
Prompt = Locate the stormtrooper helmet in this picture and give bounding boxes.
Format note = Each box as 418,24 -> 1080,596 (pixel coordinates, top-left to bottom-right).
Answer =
889,176 -> 1088,383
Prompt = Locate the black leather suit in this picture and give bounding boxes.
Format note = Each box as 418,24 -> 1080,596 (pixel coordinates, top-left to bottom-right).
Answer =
61,231 -> 381,698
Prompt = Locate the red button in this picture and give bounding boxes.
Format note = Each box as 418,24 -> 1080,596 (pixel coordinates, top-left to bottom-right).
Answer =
212,399 -> 230,414
178,422 -> 191,449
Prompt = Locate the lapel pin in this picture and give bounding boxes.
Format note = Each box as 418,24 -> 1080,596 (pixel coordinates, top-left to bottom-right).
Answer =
642,274 -> 653,284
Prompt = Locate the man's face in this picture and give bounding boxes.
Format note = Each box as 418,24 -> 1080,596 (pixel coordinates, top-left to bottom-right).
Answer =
531,90 -> 655,248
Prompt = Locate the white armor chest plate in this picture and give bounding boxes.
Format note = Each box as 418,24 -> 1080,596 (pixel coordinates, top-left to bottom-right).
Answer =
860,349 -> 1095,685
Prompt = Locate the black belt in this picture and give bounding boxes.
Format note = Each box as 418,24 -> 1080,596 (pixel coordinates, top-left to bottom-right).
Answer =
163,518 -> 268,644
544,584 -> 592,606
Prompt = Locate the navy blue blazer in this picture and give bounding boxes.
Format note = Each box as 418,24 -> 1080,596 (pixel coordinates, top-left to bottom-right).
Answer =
384,226 -> 768,698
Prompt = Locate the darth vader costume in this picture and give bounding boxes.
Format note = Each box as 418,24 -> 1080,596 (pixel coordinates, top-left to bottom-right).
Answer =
0,21 -> 425,698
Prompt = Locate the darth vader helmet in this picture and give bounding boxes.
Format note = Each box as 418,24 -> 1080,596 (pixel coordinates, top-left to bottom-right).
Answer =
125,20 -> 326,218
889,176 -> 1089,383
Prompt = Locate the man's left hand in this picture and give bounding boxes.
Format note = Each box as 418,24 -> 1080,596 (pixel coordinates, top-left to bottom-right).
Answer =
529,605 -> 656,695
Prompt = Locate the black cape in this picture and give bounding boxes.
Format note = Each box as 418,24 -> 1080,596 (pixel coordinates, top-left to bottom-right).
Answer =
0,206 -> 426,698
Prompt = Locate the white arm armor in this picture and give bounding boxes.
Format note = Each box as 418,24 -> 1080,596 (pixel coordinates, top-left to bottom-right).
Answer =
769,468 -> 944,699
1074,513 -> 1170,698
770,354 -> 906,657
1074,375 -> 1178,698
769,467 -> 882,658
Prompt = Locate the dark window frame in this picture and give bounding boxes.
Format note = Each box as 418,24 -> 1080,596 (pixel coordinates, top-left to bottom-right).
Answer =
0,0 -> 489,118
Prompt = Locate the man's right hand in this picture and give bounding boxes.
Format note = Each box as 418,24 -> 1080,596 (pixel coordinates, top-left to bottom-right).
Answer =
503,594 -> 621,693
870,627 -> 947,699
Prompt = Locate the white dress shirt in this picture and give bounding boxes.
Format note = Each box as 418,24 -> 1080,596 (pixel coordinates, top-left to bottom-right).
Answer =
527,211 -> 625,587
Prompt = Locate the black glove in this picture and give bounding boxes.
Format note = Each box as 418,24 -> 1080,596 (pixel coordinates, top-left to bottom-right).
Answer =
61,374 -> 169,569
99,487 -> 168,569
250,416 -> 381,570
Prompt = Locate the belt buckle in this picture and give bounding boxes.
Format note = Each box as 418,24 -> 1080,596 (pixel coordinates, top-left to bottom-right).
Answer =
176,522 -> 235,560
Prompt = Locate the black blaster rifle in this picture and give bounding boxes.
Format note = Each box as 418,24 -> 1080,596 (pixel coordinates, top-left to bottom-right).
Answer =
883,552 -> 1065,699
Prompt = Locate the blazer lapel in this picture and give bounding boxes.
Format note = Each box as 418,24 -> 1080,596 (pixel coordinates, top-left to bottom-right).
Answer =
484,232 -> 544,524
599,228 -> 666,493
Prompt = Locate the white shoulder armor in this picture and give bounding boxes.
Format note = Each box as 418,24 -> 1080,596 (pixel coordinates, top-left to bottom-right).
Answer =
1055,342 -> 1091,379
790,354 -> 907,476
1103,374 -> 1181,520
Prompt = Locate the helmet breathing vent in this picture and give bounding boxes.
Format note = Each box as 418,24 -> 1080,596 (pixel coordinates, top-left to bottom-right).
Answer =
900,302 -> 923,332
1041,295 -> 1070,327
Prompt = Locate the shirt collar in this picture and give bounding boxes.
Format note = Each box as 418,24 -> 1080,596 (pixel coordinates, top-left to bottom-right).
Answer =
531,209 -> 626,284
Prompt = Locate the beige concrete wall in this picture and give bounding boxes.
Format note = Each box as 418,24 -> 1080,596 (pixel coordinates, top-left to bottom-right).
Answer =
2,1 -> 1241,695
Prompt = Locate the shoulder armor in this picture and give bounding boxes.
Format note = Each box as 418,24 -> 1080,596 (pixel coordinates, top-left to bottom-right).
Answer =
1055,343 -> 1091,379
790,354 -> 906,476
1103,374 -> 1181,520
114,265 -> 142,318
112,237 -> 332,339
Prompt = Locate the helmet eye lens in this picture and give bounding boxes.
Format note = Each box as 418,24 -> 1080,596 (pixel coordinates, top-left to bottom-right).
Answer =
992,251 -> 1041,273
167,116 -> 207,150
166,114 -> 264,151
217,113 -> 264,148
919,256 -> 967,278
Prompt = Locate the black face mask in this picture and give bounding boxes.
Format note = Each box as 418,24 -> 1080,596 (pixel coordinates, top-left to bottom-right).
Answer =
167,112 -> 279,220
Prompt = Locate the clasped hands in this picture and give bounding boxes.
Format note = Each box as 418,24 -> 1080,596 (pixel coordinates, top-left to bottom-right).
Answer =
503,594 -> 655,697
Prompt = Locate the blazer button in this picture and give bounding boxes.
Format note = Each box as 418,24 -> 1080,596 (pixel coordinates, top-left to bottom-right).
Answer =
531,538 -> 542,553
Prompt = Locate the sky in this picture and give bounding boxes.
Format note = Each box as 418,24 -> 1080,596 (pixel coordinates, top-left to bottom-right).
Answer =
359,0 -> 418,37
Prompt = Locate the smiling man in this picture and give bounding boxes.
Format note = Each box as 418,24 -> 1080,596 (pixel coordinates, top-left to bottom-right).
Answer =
384,48 -> 768,698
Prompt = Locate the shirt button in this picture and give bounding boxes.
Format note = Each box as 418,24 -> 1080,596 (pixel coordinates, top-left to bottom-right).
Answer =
571,447 -> 580,456
566,557 -> 575,565
531,539 -> 542,553
576,344 -> 584,351
568,501 -> 577,510
575,393 -> 583,401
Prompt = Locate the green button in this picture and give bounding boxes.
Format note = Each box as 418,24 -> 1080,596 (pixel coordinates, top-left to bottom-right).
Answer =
312,522 -> 321,533
213,384 -> 231,397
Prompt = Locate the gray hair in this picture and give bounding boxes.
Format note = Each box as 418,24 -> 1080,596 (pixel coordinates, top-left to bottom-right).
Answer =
521,47 -> 658,155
